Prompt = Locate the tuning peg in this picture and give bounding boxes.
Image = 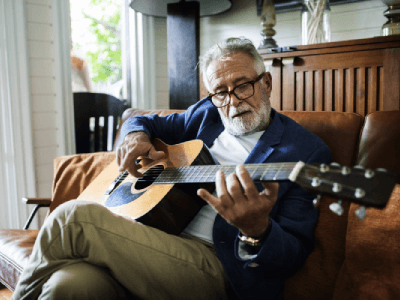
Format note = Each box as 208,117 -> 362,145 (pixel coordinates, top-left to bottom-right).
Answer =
376,168 -> 388,172
330,162 -> 340,167
329,200 -> 344,216
354,165 -> 364,169
355,188 -> 366,199
364,169 -> 375,179
313,195 -> 321,207
355,206 -> 366,220
311,177 -> 321,187
332,182 -> 343,193
341,166 -> 351,175
319,164 -> 329,173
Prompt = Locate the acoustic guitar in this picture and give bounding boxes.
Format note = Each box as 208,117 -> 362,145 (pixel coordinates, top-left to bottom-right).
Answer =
78,139 -> 397,235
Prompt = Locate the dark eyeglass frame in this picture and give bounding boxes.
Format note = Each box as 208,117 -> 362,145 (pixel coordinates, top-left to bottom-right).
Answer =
206,72 -> 265,108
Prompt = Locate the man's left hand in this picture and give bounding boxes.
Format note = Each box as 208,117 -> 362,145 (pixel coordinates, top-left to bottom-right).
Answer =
197,165 -> 279,237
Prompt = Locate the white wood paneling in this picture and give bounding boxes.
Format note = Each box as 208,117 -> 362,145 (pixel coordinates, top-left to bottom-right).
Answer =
26,3 -> 53,23
34,146 -> 58,164
27,23 -> 53,41
27,0 -> 51,4
30,77 -> 56,94
31,94 -> 57,112
29,59 -> 55,77
32,112 -> 58,130
36,163 -> 54,183
33,129 -> 58,147
28,41 -> 54,58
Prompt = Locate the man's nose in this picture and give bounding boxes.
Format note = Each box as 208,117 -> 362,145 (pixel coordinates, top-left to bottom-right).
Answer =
229,92 -> 242,107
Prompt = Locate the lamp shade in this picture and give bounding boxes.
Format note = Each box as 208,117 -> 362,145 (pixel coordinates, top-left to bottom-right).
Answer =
129,0 -> 232,17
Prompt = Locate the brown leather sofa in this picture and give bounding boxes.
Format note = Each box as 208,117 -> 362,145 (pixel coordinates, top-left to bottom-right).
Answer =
1,109 -> 400,299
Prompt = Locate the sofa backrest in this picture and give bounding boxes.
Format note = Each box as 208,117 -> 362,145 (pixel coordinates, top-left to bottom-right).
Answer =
356,110 -> 400,183
280,111 -> 364,166
49,108 -> 399,300
114,109 -> 364,167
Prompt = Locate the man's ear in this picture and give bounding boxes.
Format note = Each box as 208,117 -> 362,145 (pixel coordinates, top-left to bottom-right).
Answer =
263,72 -> 272,90
262,72 -> 272,94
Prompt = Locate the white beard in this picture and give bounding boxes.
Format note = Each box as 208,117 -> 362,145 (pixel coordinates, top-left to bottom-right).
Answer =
218,87 -> 272,136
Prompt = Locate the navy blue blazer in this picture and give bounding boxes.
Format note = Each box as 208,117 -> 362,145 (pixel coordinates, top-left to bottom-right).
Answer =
121,99 -> 331,300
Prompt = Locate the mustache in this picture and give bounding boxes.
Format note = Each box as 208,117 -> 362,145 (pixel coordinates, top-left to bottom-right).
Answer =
229,104 -> 253,118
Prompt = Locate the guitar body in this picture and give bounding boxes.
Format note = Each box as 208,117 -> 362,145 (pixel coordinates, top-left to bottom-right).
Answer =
78,139 -> 216,235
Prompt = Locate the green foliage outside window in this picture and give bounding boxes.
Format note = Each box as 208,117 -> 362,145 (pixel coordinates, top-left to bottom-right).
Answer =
71,0 -> 122,84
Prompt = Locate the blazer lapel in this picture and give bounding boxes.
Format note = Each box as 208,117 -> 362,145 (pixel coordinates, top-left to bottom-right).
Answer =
244,109 -> 284,164
196,120 -> 224,148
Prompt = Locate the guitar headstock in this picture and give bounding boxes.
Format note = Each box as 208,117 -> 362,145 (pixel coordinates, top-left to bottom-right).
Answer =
292,162 -> 397,217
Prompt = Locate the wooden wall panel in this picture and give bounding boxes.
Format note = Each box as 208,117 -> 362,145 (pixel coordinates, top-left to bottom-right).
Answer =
379,66 -> 384,111
278,47 -> 392,116
265,60 -> 282,111
282,63 -> 295,111
383,48 -> 400,111
295,71 -> 304,111
367,67 -> 378,114
315,70 -> 324,111
324,69 -> 333,111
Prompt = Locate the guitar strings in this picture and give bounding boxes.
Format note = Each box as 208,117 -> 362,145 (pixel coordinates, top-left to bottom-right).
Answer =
155,163 -> 298,183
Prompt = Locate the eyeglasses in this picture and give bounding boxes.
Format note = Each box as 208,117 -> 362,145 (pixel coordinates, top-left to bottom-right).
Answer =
206,73 -> 265,108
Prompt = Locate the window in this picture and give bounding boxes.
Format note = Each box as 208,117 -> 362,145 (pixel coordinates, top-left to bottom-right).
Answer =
70,0 -> 123,98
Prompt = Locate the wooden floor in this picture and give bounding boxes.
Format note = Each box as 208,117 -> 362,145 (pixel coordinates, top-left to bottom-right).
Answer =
0,285 -> 12,300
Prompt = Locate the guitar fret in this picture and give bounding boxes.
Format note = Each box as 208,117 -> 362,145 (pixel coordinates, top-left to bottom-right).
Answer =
208,165 -> 217,182
261,165 -> 271,181
188,166 -> 196,183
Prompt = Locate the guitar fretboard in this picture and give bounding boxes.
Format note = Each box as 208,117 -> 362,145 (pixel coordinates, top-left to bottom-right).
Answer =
151,163 -> 298,183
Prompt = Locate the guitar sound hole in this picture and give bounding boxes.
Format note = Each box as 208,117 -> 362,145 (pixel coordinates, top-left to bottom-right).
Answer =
134,165 -> 165,190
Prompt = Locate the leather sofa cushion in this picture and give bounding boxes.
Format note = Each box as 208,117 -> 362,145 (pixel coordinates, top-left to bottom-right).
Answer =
283,194 -> 352,300
357,110 -> 400,183
0,229 -> 38,291
49,152 -> 116,214
281,111 -> 364,167
333,184 -> 400,299
280,111 -> 363,299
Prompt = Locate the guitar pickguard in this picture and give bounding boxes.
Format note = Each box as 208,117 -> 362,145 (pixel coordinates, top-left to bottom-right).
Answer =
105,182 -> 145,207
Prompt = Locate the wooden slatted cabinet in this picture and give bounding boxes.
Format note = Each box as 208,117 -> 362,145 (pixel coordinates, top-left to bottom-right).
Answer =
259,35 -> 400,116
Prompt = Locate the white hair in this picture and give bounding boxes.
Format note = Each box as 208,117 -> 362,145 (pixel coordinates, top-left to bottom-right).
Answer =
199,37 -> 266,90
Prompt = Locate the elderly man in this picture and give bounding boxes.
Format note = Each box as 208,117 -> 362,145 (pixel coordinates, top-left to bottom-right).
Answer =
12,37 -> 331,300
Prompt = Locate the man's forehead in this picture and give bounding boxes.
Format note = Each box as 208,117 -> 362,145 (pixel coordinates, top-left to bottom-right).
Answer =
206,53 -> 256,80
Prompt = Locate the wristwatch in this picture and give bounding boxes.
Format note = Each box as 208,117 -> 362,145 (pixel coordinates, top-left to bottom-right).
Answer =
238,219 -> 272,247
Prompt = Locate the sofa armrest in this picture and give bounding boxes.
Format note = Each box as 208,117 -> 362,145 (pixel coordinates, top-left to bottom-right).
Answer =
22,198 -> 51,230
22,198 -> 51,205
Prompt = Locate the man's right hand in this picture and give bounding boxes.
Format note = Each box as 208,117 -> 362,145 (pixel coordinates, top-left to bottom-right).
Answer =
116,132 -> 165,177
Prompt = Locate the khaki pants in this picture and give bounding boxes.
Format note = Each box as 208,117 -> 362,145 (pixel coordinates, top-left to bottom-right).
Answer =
12,200 -> 229,300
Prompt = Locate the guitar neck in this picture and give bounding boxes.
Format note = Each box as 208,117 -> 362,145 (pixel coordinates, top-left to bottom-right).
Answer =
154,162 -> 298,184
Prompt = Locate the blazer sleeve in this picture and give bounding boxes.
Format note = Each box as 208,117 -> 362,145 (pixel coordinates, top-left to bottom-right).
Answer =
234,144 -> 331,276
119,99 -> 218,145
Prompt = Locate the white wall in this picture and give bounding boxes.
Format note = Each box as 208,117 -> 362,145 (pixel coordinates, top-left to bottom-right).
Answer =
154,0 -> 387,108
26,0 -> 58,202
24,0 -> 68,225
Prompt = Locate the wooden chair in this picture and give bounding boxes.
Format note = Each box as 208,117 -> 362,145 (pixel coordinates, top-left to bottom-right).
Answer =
73,92 -> 129,154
